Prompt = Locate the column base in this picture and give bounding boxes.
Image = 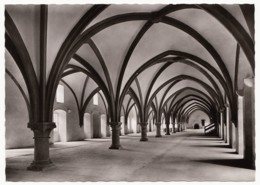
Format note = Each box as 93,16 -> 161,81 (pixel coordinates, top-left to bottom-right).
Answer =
27,160 -> 55,171
165,133 -> 170,135
140,138 -> 148,141
109,145 -> 122,150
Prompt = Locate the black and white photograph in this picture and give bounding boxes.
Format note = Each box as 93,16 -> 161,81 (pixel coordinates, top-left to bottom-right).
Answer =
0,0 -> 258,183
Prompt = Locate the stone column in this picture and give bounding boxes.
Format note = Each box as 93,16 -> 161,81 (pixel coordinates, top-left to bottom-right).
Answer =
165,123 -> 170,135
109,122 -> 122,149
124,116 -> 128,135
155,122 -> 162,137
124,122 -> 128,135
165,116 -> 170,135
172,118 -> 176,133
172,123 -> 175,133
220,111 -> 224,140
222,109 -> 228,143
232,122 -> 237,150
226,105 -> 232,147
179,123 -> 182,132
237,93 -> 244,155
224,124 -> 227,143
243,78 -> 255,169
148,120 -> 152,132
140,122 -> 148,141
27,122 -> 56,171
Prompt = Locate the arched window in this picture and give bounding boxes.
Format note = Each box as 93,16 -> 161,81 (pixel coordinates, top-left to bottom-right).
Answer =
56,84 -> 64,103
93,93 -> 98,105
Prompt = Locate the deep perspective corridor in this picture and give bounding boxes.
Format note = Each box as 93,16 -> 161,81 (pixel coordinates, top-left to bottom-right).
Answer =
4,3 -> 255,182
6,129 -> 254,181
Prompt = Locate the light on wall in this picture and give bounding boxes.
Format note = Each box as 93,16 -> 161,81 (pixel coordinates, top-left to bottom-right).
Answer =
67,108 -> 72,113
56,84 -> 64,103
93,93 -> 98,105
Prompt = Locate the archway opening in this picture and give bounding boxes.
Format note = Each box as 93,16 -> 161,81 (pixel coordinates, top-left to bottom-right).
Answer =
93,113 -> 101,138
194,123 -> 200,129
50,109 -> 67,143
84,113 -> 92,139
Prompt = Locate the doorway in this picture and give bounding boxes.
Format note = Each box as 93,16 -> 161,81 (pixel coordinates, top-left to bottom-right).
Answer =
194,123 -> 200,129
50,109 -> 67,143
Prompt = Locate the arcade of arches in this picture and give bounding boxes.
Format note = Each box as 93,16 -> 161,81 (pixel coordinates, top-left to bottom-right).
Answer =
5,4 -> 255,181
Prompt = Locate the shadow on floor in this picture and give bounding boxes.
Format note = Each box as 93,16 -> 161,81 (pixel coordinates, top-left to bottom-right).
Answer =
187,138 -> 222,142
192,144 -> 231,148
194,158 -> 255,170
120,135 -> 141,138
222,151 -> 237,154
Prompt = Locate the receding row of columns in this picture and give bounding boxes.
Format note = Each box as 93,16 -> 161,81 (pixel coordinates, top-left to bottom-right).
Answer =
108,119 -> 186,150
27,77 -> 255,171
217,78 -> 255,169
26,117 -> 189,170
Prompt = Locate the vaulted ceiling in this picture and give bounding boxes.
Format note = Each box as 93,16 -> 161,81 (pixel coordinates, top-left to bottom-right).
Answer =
5,4 -> 254,123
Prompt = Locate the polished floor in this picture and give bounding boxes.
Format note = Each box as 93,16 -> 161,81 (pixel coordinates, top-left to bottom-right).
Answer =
6,129 -> 255,181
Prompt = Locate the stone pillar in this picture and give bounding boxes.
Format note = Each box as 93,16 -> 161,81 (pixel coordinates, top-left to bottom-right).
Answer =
172,118 -> 176,133
167,124 -> 171,135
232,122 -> 237,150
226,106 -> 232,146
179,123 -> 182,132
237,93 -> 244,155
165,116 -> 170,135
140,122 -> 148,141
220,111 -> 224,140
243,78 -> 255,169
27,122 -> 56,171
124,116 -> 128,135
106,116 -> 111,137
155,122 -> 162,137
109,122 -> 122,149
124,122 -> 128,135
148,120 -> 152,132
172,123 -> 175,133
165,122 -> 170,135
224,123 -> 227,143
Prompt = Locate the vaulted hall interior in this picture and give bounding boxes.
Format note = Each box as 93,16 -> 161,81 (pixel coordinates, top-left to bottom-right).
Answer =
4,4 -> 255,181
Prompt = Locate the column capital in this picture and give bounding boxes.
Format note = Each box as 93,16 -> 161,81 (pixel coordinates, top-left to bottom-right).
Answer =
28,122 -> 56,137
155,122 -> 161,126
109,122 -> 122,127
139,122 -> 148,127
219,107 -> 225,112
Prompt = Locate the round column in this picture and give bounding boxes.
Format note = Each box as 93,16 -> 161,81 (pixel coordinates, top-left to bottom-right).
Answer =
155,122 -> 162,137
109,122 -> 122,149
27,122 -> 56,171
165,123 -> 170,135
140,122 -> 148,141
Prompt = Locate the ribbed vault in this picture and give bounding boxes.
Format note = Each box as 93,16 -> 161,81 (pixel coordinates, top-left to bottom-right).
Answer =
5,4 -> 254,156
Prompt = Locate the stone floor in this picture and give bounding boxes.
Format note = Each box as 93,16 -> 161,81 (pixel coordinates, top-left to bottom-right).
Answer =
6,129 -> 255,181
